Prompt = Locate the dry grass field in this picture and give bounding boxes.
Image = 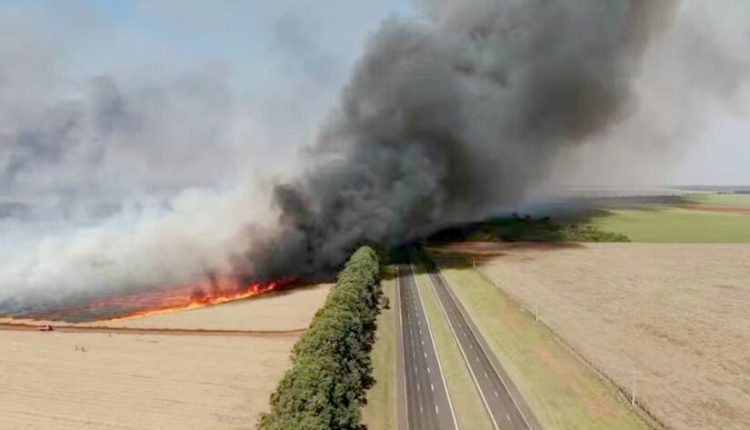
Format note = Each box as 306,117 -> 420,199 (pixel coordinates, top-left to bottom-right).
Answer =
441,242 -> 750,430
0,286 -> 332,430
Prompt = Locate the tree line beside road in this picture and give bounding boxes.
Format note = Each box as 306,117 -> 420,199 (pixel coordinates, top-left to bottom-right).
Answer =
258,246 -> 382,430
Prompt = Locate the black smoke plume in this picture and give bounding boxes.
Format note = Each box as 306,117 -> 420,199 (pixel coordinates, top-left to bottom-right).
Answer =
245,0 -> 677,279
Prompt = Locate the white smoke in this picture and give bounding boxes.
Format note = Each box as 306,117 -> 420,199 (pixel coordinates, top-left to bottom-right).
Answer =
0,1 -> 371,312
550,0 -> 750,186
1,0 -> 749,314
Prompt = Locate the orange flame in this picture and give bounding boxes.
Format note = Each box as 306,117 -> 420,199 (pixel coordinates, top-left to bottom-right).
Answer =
30,277 -> 294,323
109,278 -> 286,321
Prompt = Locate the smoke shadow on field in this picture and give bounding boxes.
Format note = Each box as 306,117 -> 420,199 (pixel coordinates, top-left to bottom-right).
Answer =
422,194 -> 700,249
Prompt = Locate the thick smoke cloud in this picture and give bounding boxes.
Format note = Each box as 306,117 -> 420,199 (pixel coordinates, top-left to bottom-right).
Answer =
1,0 -> 749,314
552,0 -> 750,185
0,2 -> 340,313
246,0 -> 681,278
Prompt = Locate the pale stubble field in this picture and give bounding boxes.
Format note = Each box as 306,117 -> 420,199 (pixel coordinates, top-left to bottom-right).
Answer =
442,242 -> 750,430
0,285 -> 332,430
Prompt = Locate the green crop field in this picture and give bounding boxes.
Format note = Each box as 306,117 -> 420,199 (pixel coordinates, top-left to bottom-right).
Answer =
686,193 -> 750,208
587,208 -> 750,243
435,262 -> 651,430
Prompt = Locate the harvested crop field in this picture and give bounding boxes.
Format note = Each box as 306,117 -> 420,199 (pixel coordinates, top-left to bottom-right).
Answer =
0,331 -> 295,430
0,286 -> 331,429
437,242 -> 750,430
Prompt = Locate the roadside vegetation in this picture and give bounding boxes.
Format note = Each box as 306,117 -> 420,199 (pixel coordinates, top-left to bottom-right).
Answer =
258,247 -> 382,430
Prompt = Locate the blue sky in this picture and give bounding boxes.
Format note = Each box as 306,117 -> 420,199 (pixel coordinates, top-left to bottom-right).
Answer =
0,0 -> 413,84
0,0 -> 747,185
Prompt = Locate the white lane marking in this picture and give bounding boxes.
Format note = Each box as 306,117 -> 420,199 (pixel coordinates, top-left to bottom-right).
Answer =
506,413 -> 512,422
431,384 -> 435,392
435,405 -> 440,414
438,263 -> 536,430
426,266 -> 500,430
495,390 -> 500,398
417,383 -> 420,392
397,267 -> 410,430
411,264 -> 459,430
484,371 -> 489,379
427,367 -> 431,374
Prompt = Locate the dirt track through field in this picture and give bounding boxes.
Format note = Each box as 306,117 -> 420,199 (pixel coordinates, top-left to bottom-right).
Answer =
0,321 -> 305,338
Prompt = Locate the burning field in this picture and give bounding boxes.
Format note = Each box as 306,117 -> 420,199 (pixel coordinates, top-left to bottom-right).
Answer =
0,0 -> 748,428
2,277 -> 294,323
0,283 -> 331,430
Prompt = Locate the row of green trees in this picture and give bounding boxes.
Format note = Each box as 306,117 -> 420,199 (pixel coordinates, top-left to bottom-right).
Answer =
258,246 -> 382,430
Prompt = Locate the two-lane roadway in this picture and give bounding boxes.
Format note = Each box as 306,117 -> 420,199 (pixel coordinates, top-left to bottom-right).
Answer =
398,264 -> 458,430
426,261 -> 541,430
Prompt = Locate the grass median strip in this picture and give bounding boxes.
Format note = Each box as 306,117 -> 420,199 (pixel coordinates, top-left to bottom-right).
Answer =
413,266 -> 494,430
436,263 -> 651,430
362,276 -> 397,430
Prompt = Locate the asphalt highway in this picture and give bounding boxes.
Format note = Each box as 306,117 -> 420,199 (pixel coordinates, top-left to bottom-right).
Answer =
398,264 -> 458,430
426,263 -> 541,430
